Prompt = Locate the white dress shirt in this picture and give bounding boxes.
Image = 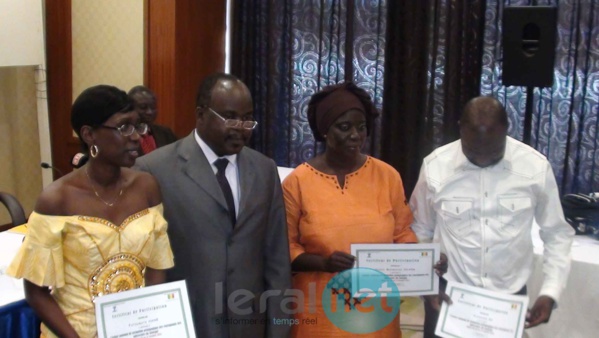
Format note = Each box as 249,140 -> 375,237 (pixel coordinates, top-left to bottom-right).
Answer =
410,136 -> 574,302
195,130 -> 240,216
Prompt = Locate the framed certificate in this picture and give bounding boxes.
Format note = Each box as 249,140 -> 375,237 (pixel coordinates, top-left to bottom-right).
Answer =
351,243 -> 440,296
435,281 -> 529,338
95,280 -> 196,338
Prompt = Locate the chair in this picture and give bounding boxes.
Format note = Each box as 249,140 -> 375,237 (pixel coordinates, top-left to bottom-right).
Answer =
0,192 -> 26,232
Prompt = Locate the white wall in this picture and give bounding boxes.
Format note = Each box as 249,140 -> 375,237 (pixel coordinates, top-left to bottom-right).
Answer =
72,0 -> 144,98
0,0 -> 46,224
0,0 -> 44,67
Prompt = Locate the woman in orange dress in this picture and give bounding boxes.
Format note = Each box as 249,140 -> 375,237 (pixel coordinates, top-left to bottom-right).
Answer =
8,85 -> 174,338
282,82 -> 418,337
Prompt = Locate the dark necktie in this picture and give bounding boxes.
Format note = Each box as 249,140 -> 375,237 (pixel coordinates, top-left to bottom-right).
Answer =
214,158 -> 236,226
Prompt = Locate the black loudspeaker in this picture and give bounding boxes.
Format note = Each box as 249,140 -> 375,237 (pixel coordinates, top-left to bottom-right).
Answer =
502,6 -> 557,87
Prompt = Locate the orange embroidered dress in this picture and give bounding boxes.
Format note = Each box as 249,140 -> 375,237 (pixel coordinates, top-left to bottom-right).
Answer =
7,204 -> 174,338
282,156 -> 417,337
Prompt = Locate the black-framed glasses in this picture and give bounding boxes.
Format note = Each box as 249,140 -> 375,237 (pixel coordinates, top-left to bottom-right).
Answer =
98,123 -> 149,136
205,107 -> 258,130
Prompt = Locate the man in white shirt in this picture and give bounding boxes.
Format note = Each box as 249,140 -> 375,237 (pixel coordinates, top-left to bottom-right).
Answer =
410,96 -> 574,337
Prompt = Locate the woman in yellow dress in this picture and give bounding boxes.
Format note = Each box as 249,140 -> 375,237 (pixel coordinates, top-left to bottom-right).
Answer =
282,82 -> 419,337
8,85 -> 174,338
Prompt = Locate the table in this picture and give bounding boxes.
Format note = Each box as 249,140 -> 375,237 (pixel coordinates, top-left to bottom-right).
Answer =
0,229 -> 40,338
0,299 -> 40,338
526,227 -> 599,338
0,231 -> 25,306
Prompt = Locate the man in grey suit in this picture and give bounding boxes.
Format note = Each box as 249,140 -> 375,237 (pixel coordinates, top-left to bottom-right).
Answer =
135,73 -> 291,338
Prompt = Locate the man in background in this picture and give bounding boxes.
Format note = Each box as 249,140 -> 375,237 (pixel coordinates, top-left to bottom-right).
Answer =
410,96 -> 574,337
129,85 -> 177,154
134,73 -> 291,338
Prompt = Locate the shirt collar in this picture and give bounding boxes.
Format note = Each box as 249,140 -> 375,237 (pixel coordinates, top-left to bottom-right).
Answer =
454,142 -> 472,170
454,137 -> 512,171
194,129 -> 238,167
501,136 -> 514,170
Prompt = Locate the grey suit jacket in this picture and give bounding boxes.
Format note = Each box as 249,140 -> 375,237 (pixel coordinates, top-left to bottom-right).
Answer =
135,132 -> 291,338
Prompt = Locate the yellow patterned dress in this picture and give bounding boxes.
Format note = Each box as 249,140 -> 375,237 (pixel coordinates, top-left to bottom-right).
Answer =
7,204 -> 174,338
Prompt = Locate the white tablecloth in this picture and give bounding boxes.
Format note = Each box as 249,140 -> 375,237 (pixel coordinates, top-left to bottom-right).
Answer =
0,231 -> 25,306
527,226 -> 599,338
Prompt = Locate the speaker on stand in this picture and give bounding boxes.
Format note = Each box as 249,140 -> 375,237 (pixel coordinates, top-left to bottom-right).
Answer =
502,6 -> 557,145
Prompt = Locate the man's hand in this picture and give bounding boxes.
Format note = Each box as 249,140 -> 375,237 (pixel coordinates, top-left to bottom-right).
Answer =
434,253 -> 448,276
324,251 -> 355,272
525,295 -> 555,328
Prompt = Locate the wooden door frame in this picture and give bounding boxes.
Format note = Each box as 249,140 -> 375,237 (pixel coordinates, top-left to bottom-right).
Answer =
46,0 -> 75,179
45,0 -> 226,178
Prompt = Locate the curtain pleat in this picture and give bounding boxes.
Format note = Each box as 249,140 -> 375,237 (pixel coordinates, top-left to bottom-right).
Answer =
382,0 -> 486,196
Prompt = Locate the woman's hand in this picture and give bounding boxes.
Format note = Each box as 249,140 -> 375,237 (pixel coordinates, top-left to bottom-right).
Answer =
145,267 -> 166,286
434,253 -> 448,276
24,280 -> 80,338
324,251 -> 356,272
291,252 -> 355,273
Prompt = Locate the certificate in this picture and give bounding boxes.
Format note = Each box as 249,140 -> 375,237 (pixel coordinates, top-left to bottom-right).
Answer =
435,281 -> 528,338
95,280 -> 196,338
351,243 -> 440,296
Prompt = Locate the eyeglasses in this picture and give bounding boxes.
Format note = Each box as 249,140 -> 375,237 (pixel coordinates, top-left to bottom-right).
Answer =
98,123 -> 149,136
206,107 -> 258,130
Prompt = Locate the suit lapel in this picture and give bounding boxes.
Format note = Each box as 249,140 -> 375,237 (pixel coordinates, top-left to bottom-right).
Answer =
178,134 -> 229,211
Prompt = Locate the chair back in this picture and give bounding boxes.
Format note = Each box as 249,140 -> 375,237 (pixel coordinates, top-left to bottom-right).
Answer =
0,192 -> 26,232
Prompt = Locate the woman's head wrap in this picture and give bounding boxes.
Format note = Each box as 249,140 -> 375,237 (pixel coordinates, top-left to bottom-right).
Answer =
307,82 -> 379,141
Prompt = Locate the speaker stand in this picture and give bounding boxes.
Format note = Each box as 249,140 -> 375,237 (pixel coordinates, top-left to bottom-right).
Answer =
523,86 -> 534,145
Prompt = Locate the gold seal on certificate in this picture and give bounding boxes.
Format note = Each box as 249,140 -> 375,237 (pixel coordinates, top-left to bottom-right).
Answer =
350,243 -> 441,296
435,281 -> 529,338
95,280 -> 196,338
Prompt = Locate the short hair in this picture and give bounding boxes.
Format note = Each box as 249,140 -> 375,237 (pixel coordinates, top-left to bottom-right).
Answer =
307,82 -> 379,141
128,85 -> 155,98
461,96 -> 508,127
71,85 -> 133,151
195,73 -> 241,108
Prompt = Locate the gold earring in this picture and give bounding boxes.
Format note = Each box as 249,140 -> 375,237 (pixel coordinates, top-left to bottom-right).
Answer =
90,145 -> 99,158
